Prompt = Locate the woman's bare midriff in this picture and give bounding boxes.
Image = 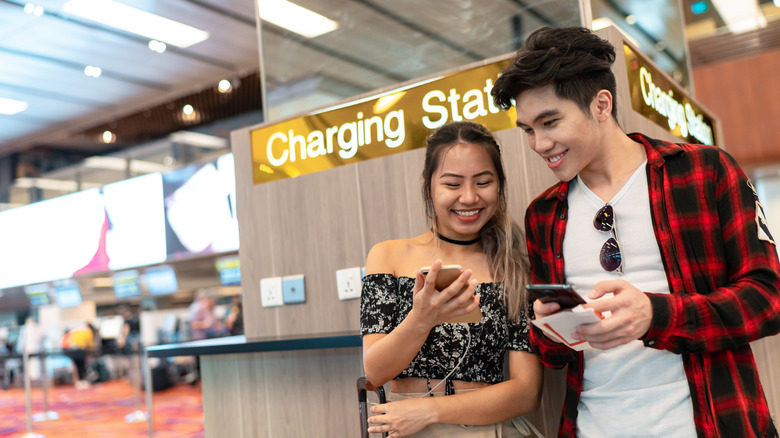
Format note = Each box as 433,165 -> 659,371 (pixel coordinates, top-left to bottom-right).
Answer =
391,377 -> 490,394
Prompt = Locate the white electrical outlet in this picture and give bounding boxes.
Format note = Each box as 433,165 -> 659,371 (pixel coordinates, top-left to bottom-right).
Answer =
260,277 -> 284,307
336,267 -> 362,300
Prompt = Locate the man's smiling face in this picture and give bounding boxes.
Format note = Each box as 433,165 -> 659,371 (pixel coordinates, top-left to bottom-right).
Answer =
515,85 -> 603,182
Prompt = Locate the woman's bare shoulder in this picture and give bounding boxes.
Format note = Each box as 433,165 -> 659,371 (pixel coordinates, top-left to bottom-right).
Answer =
365,233 -> 433,276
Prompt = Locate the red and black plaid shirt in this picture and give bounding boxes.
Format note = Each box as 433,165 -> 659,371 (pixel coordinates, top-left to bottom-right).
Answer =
526,133 -> 780,438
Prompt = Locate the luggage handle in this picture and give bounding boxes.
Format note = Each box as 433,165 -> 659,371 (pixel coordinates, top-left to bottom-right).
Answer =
357,376 -> 387,438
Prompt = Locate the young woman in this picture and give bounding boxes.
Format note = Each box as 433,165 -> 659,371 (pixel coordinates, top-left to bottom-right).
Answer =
360,121 -> 543,437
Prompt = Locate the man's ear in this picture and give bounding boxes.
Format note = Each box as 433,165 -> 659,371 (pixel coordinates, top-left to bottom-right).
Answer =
593,90 -> 613,122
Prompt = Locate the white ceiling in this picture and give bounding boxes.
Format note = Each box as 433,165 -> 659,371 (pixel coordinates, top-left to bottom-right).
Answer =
0,0 -> 261,156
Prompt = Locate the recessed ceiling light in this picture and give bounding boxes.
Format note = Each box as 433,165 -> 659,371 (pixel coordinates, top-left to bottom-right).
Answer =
257,0 -> 338,38
148,40 -> 167,53
84,65 -> 102,78
217,79 -> 232,93
63,0 -> 209,48
24,3 -> 44,16
182,104 -> 194,115
0,97 -> 29,115
102,130 -> 115,143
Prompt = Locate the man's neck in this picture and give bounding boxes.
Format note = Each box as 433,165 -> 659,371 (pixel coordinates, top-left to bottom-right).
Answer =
578,130 -> 646,203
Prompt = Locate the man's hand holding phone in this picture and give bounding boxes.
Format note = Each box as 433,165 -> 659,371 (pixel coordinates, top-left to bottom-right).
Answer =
414,260 -> 482,324
527,284 -> 587,319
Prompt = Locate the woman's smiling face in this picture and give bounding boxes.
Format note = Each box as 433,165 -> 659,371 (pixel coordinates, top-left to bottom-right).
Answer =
430,142 -> 499,241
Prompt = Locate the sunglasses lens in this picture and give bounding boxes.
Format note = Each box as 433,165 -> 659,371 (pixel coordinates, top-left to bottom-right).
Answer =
593,204 -> 614,232
600,237 -> 622,272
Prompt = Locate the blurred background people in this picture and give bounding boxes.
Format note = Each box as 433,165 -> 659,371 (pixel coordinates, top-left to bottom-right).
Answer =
226,296 -> 243,336
117,305 -> 141,354
190,288 -> 227,340
61,323 -> 97,390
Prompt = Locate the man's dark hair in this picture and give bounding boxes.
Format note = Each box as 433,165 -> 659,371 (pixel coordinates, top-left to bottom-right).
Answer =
491,26 -> 618,120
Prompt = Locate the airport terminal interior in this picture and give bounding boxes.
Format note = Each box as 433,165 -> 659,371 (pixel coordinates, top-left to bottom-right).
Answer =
1,0 -> 779,437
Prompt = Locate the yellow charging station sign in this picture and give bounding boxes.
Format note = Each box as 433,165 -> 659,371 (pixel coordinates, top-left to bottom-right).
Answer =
250,59 -> 514,185
624,44 -> 716,145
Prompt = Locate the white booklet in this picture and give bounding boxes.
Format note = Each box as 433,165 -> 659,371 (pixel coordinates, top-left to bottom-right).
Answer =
532,305 -> 605,351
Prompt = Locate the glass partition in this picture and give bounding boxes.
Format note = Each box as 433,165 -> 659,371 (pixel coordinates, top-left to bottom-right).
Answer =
590,0 -> 691,90
257,0 -> 583,121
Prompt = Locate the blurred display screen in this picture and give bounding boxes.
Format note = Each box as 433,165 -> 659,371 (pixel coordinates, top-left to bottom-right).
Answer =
0,189 -> 106,288
0,153 -> 239,289
163,153 -> 239,260
102,173 -> 167,271
24,283 -> 51,307
112,269 -> 142,299
54,280 -> 82,308
144,265 -> 178,295
215,255 -> 241,286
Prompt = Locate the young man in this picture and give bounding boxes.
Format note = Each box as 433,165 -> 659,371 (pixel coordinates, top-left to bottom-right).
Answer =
492,26 -> 780,438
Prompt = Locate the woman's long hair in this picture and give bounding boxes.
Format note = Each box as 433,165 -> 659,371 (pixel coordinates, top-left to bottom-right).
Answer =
421,121 -> 530,320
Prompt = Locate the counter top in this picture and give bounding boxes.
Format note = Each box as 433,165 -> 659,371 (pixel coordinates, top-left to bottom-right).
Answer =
145,332 -> 362,357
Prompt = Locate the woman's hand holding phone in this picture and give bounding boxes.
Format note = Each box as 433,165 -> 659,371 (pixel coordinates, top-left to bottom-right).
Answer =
411,260 -> 481,326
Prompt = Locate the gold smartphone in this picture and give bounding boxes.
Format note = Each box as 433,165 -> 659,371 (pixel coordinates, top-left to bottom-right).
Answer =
420,264 -> 483,323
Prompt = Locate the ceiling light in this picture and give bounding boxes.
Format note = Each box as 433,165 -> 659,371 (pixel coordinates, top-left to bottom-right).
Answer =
84,65 -> 102,78
63,0 -> 209,48
182,104 -> 194,115
625,15 -> 637,25
710,0 -> 767,34
102,130 -> 115,143
217,79 -> 232,93
24,3 -> 43,16
257,0 -> 338,38
148,40 -> 167,53
691,1 -> 709,14
0,97 -> 29,115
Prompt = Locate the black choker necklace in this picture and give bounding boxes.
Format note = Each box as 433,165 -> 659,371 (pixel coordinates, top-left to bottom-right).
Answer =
437,232 -> 480,246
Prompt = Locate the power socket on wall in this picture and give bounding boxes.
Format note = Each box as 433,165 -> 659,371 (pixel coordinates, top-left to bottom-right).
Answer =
282,274 -> 306,304
260,277 -> 283,307
336,267 -> 362,300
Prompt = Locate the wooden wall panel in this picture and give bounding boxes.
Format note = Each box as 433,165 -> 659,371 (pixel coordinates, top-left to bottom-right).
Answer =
263,166 -> 365,335
399,149 -> 432,237
692,48 -> 780,166
201,348 -> 363,438
201,355 -> 245,436
358,151 -> 419,255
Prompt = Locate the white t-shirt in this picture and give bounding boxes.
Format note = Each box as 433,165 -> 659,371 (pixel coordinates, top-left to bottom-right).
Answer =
562,161 -> 696,437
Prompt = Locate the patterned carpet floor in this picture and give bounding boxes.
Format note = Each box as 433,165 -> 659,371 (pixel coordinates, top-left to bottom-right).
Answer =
0,380 -> 204,437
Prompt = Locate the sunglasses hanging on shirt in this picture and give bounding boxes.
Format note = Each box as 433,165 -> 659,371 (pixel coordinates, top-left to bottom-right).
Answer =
593,204 -> 623,273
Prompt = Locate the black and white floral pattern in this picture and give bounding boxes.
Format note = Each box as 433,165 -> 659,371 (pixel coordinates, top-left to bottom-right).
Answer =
360,273 -> 531,384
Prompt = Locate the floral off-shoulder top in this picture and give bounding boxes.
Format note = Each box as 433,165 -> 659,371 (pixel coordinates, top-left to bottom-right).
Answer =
360,273 -> 531,384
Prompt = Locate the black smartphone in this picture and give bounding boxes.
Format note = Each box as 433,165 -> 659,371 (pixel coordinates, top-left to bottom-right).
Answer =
525,284 -> 586,310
